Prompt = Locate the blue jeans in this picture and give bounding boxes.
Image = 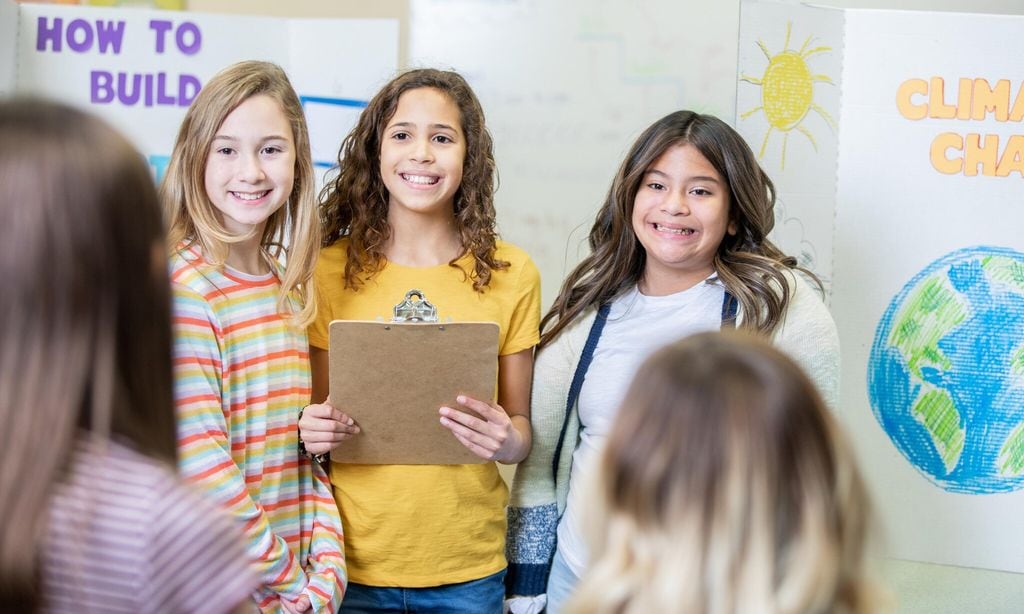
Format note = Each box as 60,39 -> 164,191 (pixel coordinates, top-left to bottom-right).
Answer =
544,551 -> 579,614
340,569 -> 505,613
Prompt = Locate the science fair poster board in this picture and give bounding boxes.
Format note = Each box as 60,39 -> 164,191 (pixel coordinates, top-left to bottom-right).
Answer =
2,0 -> 399,181
737,1 -> 1024,574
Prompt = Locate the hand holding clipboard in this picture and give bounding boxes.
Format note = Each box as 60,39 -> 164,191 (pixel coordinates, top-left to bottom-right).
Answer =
315,290 -> 519,465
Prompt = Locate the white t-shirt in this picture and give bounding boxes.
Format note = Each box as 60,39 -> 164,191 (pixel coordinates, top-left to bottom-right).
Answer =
556,278 -> 726,576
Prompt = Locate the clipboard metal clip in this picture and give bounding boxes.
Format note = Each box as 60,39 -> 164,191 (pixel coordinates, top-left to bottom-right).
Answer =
393,289 -> 438,322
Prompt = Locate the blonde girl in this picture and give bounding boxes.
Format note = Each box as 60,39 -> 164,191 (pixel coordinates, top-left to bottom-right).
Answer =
298,68 -> 541,612
162,61 -> 345,613
568,331 -> 879,614
506,110 -> 840,613
0,98 -> 256,613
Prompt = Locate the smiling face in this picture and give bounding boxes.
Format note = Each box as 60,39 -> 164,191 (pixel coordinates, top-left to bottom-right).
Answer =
204,94 -> 295,237
631,143 -> 736,295
379,87 -> 466,222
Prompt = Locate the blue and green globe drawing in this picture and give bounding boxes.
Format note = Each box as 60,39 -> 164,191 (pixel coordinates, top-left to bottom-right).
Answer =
869,246 -> 1024,494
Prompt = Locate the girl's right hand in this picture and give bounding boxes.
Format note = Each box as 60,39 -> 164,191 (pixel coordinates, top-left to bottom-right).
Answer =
280,594 -> 311,614
299,399 -> 360,455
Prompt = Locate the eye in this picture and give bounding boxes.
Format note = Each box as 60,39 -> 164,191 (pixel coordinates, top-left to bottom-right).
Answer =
690,187 -> 713,196
646,182 -> 666,191
391,131 -> 410,141
261,145 -> 283,155
433,134 -> 454,144
214,146 -> 235,156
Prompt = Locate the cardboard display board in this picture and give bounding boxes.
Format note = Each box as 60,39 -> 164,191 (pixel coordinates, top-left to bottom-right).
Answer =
737,1 -> 1024,574
328,321 -> 499,465
2,0 -> 399,183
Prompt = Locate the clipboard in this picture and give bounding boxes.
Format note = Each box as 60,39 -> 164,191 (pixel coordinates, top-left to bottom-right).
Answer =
328,290 -> 499,464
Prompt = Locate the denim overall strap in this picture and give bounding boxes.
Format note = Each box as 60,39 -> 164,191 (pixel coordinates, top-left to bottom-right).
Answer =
721,290 -> 738,329
551,302 -> 611,483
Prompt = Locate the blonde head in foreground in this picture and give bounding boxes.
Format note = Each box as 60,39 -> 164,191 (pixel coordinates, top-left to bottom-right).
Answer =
568,331 -> 881,614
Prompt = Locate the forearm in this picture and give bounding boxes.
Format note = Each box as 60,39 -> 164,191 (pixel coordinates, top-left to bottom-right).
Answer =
301,462 -> 347,612
177,430 -> 308,598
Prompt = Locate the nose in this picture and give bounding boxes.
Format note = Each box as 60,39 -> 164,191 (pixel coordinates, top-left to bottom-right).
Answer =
238,151 -> 266,183
661,188 -> 690,215
409,136 -> 434,163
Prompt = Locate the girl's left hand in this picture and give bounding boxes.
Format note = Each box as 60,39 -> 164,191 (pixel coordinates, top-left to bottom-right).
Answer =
439,395 -> 527,463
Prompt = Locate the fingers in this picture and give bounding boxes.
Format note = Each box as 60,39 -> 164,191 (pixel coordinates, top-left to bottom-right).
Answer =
299,403 -> 360,454
440,411 -> 503,447
442,415 -> 502,460
451,429 -> 500,460
281,595 -> 310,614
301,414 -> 360,439
302,402 -> 355,425
439,406 -> 493,436
453,395 -> 507,421
439,400 -> 513,461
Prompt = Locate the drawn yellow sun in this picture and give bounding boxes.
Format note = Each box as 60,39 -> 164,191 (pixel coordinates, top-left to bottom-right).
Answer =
740,22 -> 836,170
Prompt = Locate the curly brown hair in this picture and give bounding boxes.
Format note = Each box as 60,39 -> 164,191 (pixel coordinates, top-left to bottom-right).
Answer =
540,110 -> 821,347
320,68 -> 507,292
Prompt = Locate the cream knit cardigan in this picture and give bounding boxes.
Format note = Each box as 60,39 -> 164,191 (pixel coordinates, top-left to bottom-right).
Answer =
504,271 -> 839,598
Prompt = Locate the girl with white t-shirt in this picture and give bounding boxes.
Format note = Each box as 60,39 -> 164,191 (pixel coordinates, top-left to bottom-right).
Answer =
505,110 -> 840,613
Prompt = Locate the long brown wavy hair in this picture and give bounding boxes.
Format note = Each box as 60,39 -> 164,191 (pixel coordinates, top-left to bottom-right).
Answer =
0,99 -> 176,611
569,331 -> 881,614
162,61 -> 320,327
540,110 -> 819,347
320,68 -> 507,292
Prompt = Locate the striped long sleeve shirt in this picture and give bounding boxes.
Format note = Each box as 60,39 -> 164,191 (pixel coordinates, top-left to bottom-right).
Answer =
170,246 -> 346,613
42,436 -> 258,613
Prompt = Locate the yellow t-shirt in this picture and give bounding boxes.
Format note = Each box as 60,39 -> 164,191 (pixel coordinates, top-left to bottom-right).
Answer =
308,239 -> 541,587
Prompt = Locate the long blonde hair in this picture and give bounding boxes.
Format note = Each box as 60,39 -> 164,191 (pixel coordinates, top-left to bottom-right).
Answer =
0,99 -> 177,611
162,60 -> 320,326
568,331 -> 880,614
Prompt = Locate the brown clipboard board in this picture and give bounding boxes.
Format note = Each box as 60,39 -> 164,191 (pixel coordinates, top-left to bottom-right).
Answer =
328,319 -> 499,464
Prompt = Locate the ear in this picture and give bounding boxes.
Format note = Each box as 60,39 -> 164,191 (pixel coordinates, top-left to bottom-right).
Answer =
727,219 -> 738,236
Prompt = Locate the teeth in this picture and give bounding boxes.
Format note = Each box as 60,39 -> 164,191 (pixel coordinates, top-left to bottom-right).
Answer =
654,223 -> 694,235
232,191 -> 269,201
402,174 -> 439,185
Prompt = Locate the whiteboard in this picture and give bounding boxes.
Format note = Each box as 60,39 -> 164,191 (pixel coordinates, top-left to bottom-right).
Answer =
409,0 -> 741,306
408,0 -> 1024,308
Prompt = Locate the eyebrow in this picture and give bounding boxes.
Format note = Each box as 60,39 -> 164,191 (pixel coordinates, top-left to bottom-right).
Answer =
211,134 -> 291,143
388,121 -> 459,132
644,168 -> 721,184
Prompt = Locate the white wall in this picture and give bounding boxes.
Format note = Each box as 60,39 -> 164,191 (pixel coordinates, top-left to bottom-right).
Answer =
409,0 -> 1024,309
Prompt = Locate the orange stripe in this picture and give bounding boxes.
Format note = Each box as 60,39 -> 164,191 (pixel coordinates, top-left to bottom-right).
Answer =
179,430 -> 228,446
222,313 -> 282,335
173,355 -> 220,368
229,425 -> 295,451
223,349 -> 309,375
269,551 -> 299,584
191,458 -> 237,481
174,315 -> 218,329
257,595 -> 275,609
227,388 -> 309,412
243,460 -> 301,486
177,393 -> 221,406
310,549 -> 345,560
311,522 -> 344,542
